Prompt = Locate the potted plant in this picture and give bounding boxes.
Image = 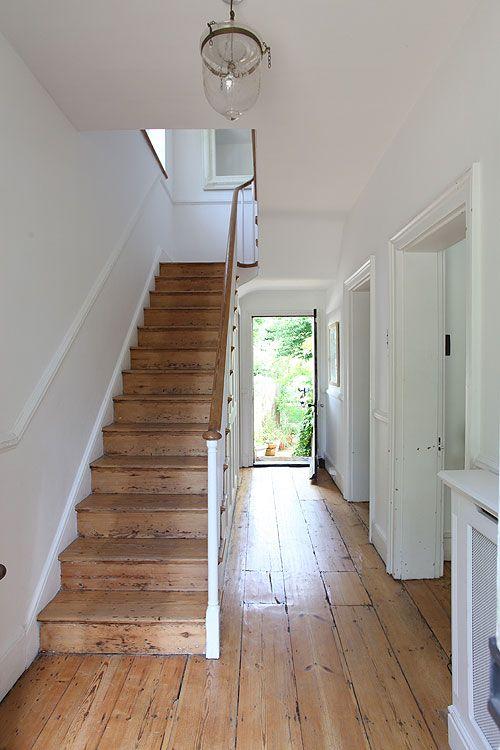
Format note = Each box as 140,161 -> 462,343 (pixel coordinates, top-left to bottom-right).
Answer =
265,441 -> 277,456
260,414 -> 277,457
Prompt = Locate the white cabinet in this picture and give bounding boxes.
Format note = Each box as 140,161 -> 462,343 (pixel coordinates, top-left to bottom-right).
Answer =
440,470 -> 499,750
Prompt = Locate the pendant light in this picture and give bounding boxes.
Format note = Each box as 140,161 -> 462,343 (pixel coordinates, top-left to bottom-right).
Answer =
200,0 -> 271,121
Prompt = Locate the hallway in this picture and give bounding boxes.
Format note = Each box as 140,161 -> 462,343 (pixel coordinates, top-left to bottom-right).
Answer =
0,468 -> 451,749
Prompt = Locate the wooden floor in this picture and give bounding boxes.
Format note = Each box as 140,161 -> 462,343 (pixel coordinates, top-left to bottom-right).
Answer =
0,468 -> 451,749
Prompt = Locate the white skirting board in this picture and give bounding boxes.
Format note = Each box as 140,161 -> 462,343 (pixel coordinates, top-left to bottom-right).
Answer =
448,706 -> 482,750
324,452 -> 344,495
371,521 -> 388,563
0,246 -> 171,702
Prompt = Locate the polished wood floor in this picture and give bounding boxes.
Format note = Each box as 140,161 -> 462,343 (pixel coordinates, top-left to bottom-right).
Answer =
0,468 -> 451,749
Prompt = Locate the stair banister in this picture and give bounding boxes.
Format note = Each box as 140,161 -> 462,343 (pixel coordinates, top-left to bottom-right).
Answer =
203,174 -> 254,658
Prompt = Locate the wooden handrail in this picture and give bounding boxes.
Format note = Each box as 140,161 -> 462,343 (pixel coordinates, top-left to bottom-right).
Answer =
202,129 -> 257,441
202,176 -> 254,441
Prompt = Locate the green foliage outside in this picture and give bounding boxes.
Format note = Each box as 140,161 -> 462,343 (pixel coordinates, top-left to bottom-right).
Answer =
294,406 -> 314,457
253,316 -> 313,456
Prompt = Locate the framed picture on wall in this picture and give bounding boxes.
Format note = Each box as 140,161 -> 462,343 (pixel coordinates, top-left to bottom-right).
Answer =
329,321 -> 340,386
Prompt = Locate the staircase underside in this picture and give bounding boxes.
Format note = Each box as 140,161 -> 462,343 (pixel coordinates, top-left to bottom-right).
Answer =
38,262 -> 225,655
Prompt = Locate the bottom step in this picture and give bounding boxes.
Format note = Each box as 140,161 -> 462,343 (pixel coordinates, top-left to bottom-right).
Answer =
38,590 -> 206,655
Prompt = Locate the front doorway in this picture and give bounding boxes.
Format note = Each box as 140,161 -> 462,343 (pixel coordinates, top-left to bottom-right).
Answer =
252,315 -> 316,466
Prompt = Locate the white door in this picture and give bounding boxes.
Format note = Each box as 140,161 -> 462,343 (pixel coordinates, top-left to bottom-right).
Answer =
308,310 -> 318,480
394,250 -> 443,579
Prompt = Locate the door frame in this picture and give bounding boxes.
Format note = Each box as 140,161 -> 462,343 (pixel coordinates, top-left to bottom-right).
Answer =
388,165 -> 481,578
343,256 -> 377,539
246,312 -> 319,467
309,309 -> 319,480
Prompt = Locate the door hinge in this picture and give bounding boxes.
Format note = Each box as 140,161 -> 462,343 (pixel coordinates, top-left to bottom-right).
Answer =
438,436 -> 443,452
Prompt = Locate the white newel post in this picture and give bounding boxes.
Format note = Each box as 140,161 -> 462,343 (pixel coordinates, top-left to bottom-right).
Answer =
206,438 -> 220,658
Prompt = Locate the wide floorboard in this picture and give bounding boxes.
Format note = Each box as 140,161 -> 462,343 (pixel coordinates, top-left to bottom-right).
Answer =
0,468 -> 451,749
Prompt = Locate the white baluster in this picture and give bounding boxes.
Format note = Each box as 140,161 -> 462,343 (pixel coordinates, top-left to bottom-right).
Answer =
205,438 -> 220,658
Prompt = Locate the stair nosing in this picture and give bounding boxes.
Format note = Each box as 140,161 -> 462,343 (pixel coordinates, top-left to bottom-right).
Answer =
91,456 -> 207,468
122,368 -> 215,374
59,538 -> 208,563
38,591 -> 207,624
76,492 -> 207,512
150,291 -> 222,296
138,325 -> 220,330
130,346 -> 217,351
113,394 -> 212,401
102,422 -> 208,432
144,305 -> 221,310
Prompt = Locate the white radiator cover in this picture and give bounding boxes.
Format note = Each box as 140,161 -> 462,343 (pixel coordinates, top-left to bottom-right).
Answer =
441,470 -> 499,750
471,527 -> 500,748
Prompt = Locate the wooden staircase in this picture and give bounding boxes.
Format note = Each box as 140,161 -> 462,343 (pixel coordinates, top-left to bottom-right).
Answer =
38,262 -> 225,655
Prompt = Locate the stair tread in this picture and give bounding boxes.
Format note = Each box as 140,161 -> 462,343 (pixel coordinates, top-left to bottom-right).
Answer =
151,291 -> 222,296
144,305 -> 221,310
159,262 -> 224,267
76,493 -> 207,512
38,590 -> 206,623
102,422 -> 208,434
114,394 -> 212,402
138,325 -> 220,331
91,455 -> 207,469
122,368 -> 214,374
130,346 -> 217,352
154,279 -> 223,289
59,537 -> 207,562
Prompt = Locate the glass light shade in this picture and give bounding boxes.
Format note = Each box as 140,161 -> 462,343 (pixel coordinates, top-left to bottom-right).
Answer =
201,21 -> 265,121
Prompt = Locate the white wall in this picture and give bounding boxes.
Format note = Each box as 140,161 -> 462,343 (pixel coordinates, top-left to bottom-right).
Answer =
325,0 -> 500,561
259,210 -> 344,286
170,130 -> 231,262
239,289 -> 327,467
0,33 -> 174,697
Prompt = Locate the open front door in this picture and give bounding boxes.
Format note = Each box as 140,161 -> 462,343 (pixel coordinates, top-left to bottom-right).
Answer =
308,309 -> 318,481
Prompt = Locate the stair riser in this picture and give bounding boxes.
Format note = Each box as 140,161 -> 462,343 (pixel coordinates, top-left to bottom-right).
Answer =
103,431 -> 206,456
122,371 -> 213,396
40,622 -> 205,654
130,349 -> 216,370
155,277 -> 223,292
138,328 -> 219,347
91,467 -> 207,494
61,561 -> 207,591
159,263 -> 224,278
144,308 -> 220,327
114,400 -> 210,424
77,510 -> 208,538
150,292 -> 222,308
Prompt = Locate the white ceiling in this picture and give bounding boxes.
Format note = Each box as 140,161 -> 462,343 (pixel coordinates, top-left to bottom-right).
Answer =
0,0 -> 478,214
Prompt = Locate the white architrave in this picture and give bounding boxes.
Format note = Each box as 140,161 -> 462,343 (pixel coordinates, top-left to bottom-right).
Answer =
388,165 -> 481,578
343,256 -> 377,543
